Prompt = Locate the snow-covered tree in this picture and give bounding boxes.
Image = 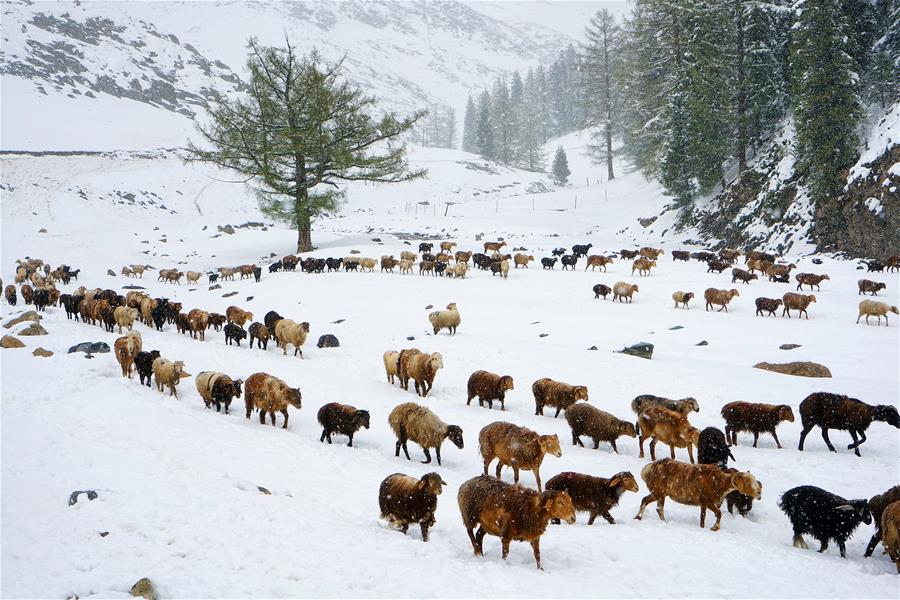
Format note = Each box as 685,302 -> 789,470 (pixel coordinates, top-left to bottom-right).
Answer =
551,146 -> 570,184
582,8 -> 620,180
475,90 -> 494,160
462,95 -> 477,153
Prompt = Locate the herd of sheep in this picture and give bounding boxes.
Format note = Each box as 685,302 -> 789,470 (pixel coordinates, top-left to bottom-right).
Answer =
3,242 -> 900,573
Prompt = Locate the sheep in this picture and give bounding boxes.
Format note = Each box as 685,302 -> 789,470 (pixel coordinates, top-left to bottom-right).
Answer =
719,248 -> 742,263
398,259 -> 414,274
672,250 -> 690,261
388,402 -> 463,466
798,391 -> 900,457
483,241 -> 507,253
224,323 -> 247,346
435,252 -> 453,264
532,378 -> 588,418
672,291 -> 694,309
113,306 -> 138,333
194,371 -> 243,414
225,305 -> 254,327
620,249 -> 639,259
418,242 -> 434,253
479,421 -> 561,491
881,502 -> 900,572
748,258 -> 773,274
630,394 -> 700,434
18,284 -> 32,305
134,350 -> 160,387
185,271 -> 201,284
779,485 -> 871,558
745,250 -> 776,263
613,282 -> 639,303
704,288 -> 740,312
434,262 -> 447,277
781,292 -> 816,319
379,472 -> 446,542
766,262 -> 796,281
263,310 -> 283,333
631,258 -> 656,277
692,251 -> 717,262
455,251 -> 473,264
565,403 -> 636,453
546,471 -> 639,525
248,322 -> 270,350
888,255 -> 900,272
458,475 -> 575,570
466,370 -> 514,411
113,331 -> 143,378
721,401 -> 795,448
398,349 -> 444,397
5,285 -> 17,305
755,297 -> 783,317
400,250 -> 417,262
358,257 -> 376,272
795,272 -> 830,291
560,255 -> 579,270
187,309 -> 209,340
383,350 -> 401,384
638,407 -> 701,463
269,260 -> 283,273
572,243 -> 593,258
218,267 -> 235,281
731,268 -> 758,284
706,260 -> 729,273
151,357 -> 186,397
584,255 -> 613,272
208,313 -> 226,332
243,372 -> 302,429
864,486 -> 900,558
856,299 -> 899,326
858,279 -> 887,296
640,247 -> 664,260
381,256 -> 398,273
697,427 -> 735,468
635,459 -> 762,531
449,262 -> 469,278
593,283 -> 611,299
514,253 -> 535,268
317,402 -> 370,446
428,302 -> 460,335
541,257 -> 557,269
274,319 -> 310,357
418,260 -> 434,275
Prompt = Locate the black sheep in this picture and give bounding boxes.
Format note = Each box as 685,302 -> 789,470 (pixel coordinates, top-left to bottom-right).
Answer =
135,350 -> 161,387
33,288 -> 50,312
344,261 -> 359,272
317,402 -> 370,446
224,323 -> 247,346
697,427 -> 735,468
551,247 -> 566,257
434,261 -> 447,276
325,257 -> 343,272
864,486 -> 900,557
253,266 -> 262,282
268,261 -> 282,273
473,254 -> 493,270
541,257 -> 557,270
592,283 -> 611,300
779,485 -> 872,558
418,242 -> 433,253
264,310 -> 283,333
313,259 -> 326,273
561,255 -> 578,270
572,243 -> 592,258
866,260 -> 885,272
208,273 -> 219,284
798,392 -> 900,456
151,300 -> 168,331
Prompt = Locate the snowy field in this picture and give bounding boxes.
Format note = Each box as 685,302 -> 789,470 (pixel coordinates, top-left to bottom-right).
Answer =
2,154 -> 899,597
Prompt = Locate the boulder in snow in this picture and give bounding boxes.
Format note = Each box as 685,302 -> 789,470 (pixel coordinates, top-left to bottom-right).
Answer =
753,361 -> 831,378
617,342 -> 653,359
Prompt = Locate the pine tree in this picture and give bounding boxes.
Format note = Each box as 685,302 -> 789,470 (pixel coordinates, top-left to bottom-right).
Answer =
491,78 -> 513,164
186,39 -> 424,252
551,146 -> 570,184
446,108 -> 457,149
475,90 -> 494,160
521,68 -> 546,171
583,8 -> 620,180
462,95 -> 477,153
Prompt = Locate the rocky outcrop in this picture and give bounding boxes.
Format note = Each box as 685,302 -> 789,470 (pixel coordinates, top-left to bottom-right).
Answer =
753,361 -> 832,378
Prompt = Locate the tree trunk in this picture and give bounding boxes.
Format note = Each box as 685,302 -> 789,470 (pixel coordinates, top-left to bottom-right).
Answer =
295,187 -> 312,253
605,122 -> 615,181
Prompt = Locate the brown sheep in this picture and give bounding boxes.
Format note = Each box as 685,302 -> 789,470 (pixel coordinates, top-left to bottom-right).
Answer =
113,331 -> 142,378
380,472 -> 446,542
388,402 -> 464,466
782,292 -> 816,319
620,249 -> 639,259
638,407 -> 700,463
640,247 -> 664,260
400,250 -> 417,262
195,371 -> 243,414
483,241 -> 507,253
458,475 -> 575,570
635,459 -> 762,531
857,299 -> 899,326
546,471 -> 639,525
766,262 -> 796,281
719,248 -> 742,263
612,282 -> 638,303
434,252 -> 452,264
21,284 -> 33,305
514,253 -> 535,268
383,350 -> 401,384
631,395 -> 700,435
864,486 -> 900,558
532,377 -> 588,417
4,285 -> 16,305
455,250 -> 472,264
798,392 -> 899,457
755,297 -> 782,317
398,349 -> 444,397
881,502 -> 900,572
672,291 -> 694,309
704,288 -> 740,312
632,258 -> 656,277
479,421 -> 561,491
248,322 -> 270,350
207,312 -> 226,332
795,272 -> 830,291
466,370 -> 514,410
857,279 -> 886,296
731,268 -> 758,284
381,256 -> 398,272
187,309 -> 209,340
317,402 -> 370,446
419,260 -> 434,275
565,403 -> 637,453
745,250 -> 776,263
720,401 -> 795,448
748,258 -> 773,274
225,305 -> 254,327
440,241 -> 457,252
585,255 -> 613,272
243,372 -> 302,429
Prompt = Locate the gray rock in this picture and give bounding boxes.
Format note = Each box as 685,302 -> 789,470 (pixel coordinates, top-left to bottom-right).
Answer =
539,333 -> 549,338
222,291 -> 238,298
332,319 -> 345,324
209,284 -> 221,290
99,531 -> 109,537
587,346 -> 598,351
425,305 -> 433,310
617,342 -> 654,359
257,486 -> 271,495
18,323 -> 48,336
218,224 -> 235,235
811,258 -> 823,265
68,490 -> 98,506
696,340 -> 709,346
67,342 -> 110,354
669,325 -> 684,330
246,296 -> 254,301
107,269 -> 116,276
122,285 -> 146,290
371,237 -> 382,242
406,336 -> 415,341
38,228 -> 48,233
317,334 -> 340,348
349,249 -> 360,254
779,344 -> 802,350
754,361 -> 831,378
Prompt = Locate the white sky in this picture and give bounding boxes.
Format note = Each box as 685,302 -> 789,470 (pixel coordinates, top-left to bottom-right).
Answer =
465,0 -> 631,41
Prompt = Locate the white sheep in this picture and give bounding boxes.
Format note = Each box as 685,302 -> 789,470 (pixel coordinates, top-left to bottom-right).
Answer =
113,306 -> 139,333
857,300 -> 899,326
275,319 -> 310,357
152,357 -> 187,397
428,302 -> 460,335
388,402 -> 464,466
383,350 -> 401,384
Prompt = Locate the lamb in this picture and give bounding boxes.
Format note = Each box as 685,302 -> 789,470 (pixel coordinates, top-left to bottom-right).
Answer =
721,401 -> 795,448
640,247 -> 664,260
317,403 -> 370,446
636,459 -> 761,531
113,331 -> 143,378
224,323 -> 247,346
379,472 -> 446,542
5,284 -> 17,305
207,313 -> 226,332
781,292 -> 816,319
243,372 -> 302,429
638,407 -> 701,463
483,241 -> 507,253
398,349 -> 444,397
565,403 -> 636,453
593,283 -> 611,299
697,427 -> 735,468
383,350 -> 401,384
671,250 -> 690,261
798,391 -> 900,457
612,282 -> 639,303
225,305 -> 254,327
194,371 -> 243,414
731,268 -> 758,284
632,258 -> 656,276
546,471 -> 639,525
428,302 -> 460,335
541,257 -> 557,269
388,402 -> 464,466
514,253 -> 535,268
856,299 -> 899,326
187,309 -> 209,340
755,297 -> 782,317
479,421 -> 561,491
248,322 -> 270,350
532,377 -> 588,417
134,350 -> 160,387
458,475 -> 575,570
864,486 -> 900,558
113,306 -> 138,333
857,279 -> 886,296
274,319 -> 310,357
466,370 -> 514,411
795,272 -> 830,291
151,357 -> 187,397
672,291 -> 694,309
704,288 -> 740,312
779,485 -> 871,558
881,502 -> 900,572
630,394 -> 700,434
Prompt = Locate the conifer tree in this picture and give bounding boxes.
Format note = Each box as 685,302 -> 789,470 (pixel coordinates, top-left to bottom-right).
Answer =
551,146 -> 570,184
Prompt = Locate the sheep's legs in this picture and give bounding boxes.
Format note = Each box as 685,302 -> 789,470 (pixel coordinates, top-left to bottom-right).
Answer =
421,448 -> 433,465
435,445 -> 442,465
420,523 -> 430,543
687,445 -> 695,464
638,434 -> 647,458
818,539 -> 828,553
495,462 -> 503,478
532,468 -> 542,492
572,432 -> 582,447
708,504 -> 723,531
554,406 -> 562,418
820,428 -> 836,452
771,430 -> 782,449
700,506 -> 706,528
512,465 -> 520,484
635,493 -> 656,520
649,439 -> 658,461
798,424 -> 813,450
752,432 -> 759,448
837,540 -> 847,558
474,526 -> 486,555
320,429 -> 331,444
601,511 -> 616,525
531,540 -> 542,570
864,532 -> 881,557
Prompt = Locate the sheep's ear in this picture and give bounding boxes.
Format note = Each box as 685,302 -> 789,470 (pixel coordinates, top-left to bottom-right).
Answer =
440,479 -> 448,486
418,480 -> 427,490
609,475 -> 622,487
